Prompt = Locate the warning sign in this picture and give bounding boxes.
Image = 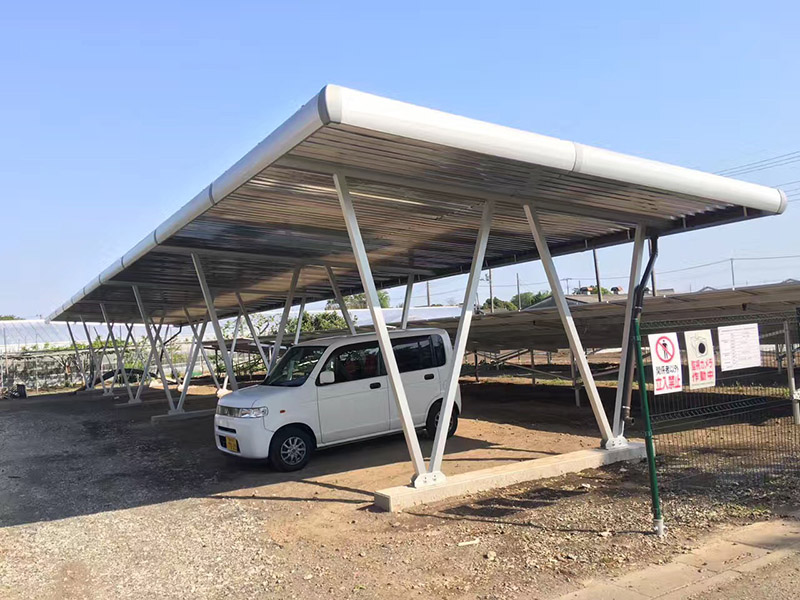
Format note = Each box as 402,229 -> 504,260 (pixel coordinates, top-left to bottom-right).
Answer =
648,332 -> 683,395
684,329 -> 715,390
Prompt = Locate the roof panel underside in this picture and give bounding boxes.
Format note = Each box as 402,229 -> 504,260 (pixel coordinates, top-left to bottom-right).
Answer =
59,124 -> 756,324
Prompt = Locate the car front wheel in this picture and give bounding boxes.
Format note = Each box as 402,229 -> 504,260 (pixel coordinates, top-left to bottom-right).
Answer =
269,426 -> 314,472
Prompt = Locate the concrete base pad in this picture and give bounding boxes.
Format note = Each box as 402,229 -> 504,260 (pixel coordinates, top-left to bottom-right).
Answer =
374,442 -> 646,512
151,408 -> 216,424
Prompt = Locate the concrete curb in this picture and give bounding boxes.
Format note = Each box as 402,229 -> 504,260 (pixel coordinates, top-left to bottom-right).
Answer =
374,442 -> 646,512
555,518 -> 800,600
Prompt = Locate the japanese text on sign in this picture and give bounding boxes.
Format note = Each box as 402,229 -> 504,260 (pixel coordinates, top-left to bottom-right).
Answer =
684,329 -> 716,390
718,323 -> 761,372
648,332 -> 683,395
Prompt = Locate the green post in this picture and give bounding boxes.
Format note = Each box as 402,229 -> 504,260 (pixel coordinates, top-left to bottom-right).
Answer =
634,318 -> 665,537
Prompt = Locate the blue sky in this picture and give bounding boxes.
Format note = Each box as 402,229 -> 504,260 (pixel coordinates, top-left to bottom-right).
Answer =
2,1 -> 799,317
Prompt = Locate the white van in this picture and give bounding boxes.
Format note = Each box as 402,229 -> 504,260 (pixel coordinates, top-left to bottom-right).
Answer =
214,328 -> 461,471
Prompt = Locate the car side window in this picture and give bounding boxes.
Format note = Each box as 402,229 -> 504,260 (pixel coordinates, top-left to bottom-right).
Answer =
319,342 -> 382,384
391,335 -> 436,373
431,334 -> 447,367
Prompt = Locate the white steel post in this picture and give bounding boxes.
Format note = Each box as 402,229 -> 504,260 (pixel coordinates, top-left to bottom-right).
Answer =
334,172 -> 427,481
222,314 -> 242,391
524,202 -> 616,445
571,350 -> 580,407
192,253 -> 239,392
177,320 -> 208,411
132,286 -> 177,412
326,265 -> 356,334
133,318 -> 164,403
530,349 -> 536,385
429,200 -> 494,476
183,307 -> 220,389
784,321 -> 800,425
66,321 -> 89,389
236,293 -> 270,372
294,295 -> 307,345
100,303 -> 135,403
612,225 -> 645,438
268,267 -> 301,373
80,316 -> 99,388
400,274 -> 415,329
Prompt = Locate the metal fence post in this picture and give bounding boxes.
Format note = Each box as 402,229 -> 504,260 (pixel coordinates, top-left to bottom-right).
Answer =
634,318 -> 665,536
784,321 -> 800,425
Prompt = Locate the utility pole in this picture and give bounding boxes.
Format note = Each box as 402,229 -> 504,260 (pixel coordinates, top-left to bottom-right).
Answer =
593,248 -> 603,302
516,273 -> 521,310
426,281 -> 431,306
730,258 -> 736,290
489,269 -> 494,313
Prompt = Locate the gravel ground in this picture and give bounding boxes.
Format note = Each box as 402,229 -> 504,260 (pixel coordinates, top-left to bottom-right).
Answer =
1,378 -> 798,599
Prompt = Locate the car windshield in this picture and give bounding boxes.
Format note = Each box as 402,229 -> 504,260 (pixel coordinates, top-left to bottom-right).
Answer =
262,346 -> 327,387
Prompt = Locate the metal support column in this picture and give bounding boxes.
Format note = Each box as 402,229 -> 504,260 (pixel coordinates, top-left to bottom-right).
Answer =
222,313 -> 242,391
66,321 -> 89,389
334,172 -> 428,482
784,321 -> 800,425
612,226 -> 645,438
80,316 -> 99,388
429,200 -> 495,476
192,253 -> 238,392
133,318 -> 164,403
100,303 -> 135,403
182,307 -> 220,390
294,295 -> 307,345
400,274 -> 415,329
132,286 -> 177,412
326,265 -> 356,335
268,268 -> 301,373
236,293 -> 270,372
571,350 -> 580,407
177,320 -> 208,411
524,202 -> 617,445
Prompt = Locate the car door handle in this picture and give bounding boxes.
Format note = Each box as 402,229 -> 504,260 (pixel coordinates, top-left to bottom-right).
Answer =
424,373 -> 435,380
370,382 -> 381,389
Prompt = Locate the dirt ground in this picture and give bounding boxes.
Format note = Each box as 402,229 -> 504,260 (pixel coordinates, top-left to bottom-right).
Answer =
1,377 -> 797,600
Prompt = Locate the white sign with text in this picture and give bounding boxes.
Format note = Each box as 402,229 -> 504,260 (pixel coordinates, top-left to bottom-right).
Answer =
718,323 -> 761,372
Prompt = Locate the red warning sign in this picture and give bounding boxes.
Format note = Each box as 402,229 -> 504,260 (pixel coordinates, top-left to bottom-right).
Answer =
648,332 -> 682,395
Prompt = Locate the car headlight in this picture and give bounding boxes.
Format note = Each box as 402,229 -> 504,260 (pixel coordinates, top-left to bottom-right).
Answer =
216,405 -> 268,418
238,406 -> 268,418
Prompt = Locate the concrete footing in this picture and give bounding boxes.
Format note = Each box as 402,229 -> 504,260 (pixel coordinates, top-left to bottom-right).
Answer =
374,442 -> 646,512
151,408 -> 216,424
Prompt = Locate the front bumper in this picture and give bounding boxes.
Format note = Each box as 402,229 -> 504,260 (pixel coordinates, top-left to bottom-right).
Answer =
214,414 -> 273,459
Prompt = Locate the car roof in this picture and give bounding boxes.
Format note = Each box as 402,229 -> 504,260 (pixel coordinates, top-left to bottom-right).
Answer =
295,327 -> 447,349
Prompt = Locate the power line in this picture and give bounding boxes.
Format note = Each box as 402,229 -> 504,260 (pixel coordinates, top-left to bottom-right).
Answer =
715,150 -> 800,177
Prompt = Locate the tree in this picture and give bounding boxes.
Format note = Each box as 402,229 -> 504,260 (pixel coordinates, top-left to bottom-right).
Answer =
481,297 -> 517,312
571,286 -> 611,295
0,315 -> 21,320
510,291 -> 551,309
325,291 -> 390,309
284,311 -> 350,334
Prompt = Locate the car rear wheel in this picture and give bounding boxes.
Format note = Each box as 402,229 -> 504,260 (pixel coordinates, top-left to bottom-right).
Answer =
269,426 -> 314,472
425,400 -> 458,439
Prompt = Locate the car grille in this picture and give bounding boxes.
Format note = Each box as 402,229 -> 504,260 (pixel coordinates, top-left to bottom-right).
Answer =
218,425 -> 236,434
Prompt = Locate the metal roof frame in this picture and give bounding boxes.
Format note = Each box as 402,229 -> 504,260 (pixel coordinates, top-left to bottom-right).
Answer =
49,85 -> 786,326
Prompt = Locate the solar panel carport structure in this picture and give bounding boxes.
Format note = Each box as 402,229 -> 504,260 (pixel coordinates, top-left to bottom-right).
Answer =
48,85 -> 786,488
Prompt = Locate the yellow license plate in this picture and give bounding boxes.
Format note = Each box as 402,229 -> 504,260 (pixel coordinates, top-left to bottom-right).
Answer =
225,437 -> 239,452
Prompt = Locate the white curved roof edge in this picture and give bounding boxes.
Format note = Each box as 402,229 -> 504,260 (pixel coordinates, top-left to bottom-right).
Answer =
50,84 -> 787,322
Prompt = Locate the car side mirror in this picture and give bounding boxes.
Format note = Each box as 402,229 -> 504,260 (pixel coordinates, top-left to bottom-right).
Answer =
319,370 -> 335,385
